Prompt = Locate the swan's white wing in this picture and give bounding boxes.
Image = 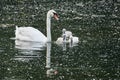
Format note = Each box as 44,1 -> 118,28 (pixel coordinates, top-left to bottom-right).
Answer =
56,37 -> 63,44
73,37 -> 79,43
15,27 -> 47,42
65,31 -> 72,38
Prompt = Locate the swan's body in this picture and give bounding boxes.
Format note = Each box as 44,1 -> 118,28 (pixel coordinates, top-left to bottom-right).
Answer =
69,35 -> 79,43
56,29 -> 79,44
15,10 -> 58,43
15,26 -> 47,43
65,31 -> 72,39
62,28 -> 72,39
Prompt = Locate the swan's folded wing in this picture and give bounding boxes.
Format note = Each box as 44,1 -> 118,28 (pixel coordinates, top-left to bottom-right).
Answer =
73,37 -> 79,43
15,27 -> 47,42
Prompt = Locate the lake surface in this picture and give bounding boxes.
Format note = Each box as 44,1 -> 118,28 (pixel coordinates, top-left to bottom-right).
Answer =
0,0 -> 120,80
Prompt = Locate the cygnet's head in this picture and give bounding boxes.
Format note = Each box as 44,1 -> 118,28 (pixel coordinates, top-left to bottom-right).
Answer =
47,10 -> 59,20
62,28 -> 66,34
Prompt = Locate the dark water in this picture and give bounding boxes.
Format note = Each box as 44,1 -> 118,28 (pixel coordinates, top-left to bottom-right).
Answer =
0,0 -> 120,80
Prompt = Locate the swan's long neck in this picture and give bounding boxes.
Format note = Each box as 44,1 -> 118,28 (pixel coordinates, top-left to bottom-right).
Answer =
46,14 -> 51,42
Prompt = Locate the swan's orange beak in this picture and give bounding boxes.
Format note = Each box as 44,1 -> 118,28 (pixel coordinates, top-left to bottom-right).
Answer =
54,13 -> 59,20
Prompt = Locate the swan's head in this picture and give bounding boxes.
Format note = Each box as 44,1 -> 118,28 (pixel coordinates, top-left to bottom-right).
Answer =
47,10 -> 59,20
62,28 -> 66,34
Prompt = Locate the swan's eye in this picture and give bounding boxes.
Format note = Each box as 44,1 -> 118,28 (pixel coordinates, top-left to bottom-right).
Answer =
53,13 -> 58,16
53,12 -> 59,20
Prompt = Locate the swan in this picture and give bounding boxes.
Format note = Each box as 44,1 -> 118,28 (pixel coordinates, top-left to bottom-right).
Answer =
56,28 -> 72,43
15,10 -> 59,43
56,28 -> 79,44
56,29 -> 67,44
62,28 -> 72,39
69,35 -> 79,44
56,28 -> 72,44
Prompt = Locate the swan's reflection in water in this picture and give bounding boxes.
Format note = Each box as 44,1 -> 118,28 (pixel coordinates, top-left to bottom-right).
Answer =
46,43 -> 51,68
62,42 -> 66,51
14,40 -> 78,77
45,42 -> 79,77
14,40 -> 58,77
46,43 -> 58,77
15,40 -> 46,50
57,41 -> 79,51
14,40 -> 46,62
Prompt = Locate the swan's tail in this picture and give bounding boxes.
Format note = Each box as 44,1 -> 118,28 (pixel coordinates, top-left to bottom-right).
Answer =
15,26 -> 19,39
16,26 -> 18,30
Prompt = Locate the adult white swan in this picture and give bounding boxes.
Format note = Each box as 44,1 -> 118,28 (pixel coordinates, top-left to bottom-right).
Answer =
15,10 -> 59,43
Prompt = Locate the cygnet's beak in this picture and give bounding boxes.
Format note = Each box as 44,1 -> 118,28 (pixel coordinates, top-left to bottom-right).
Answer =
53,13 -> 59,20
